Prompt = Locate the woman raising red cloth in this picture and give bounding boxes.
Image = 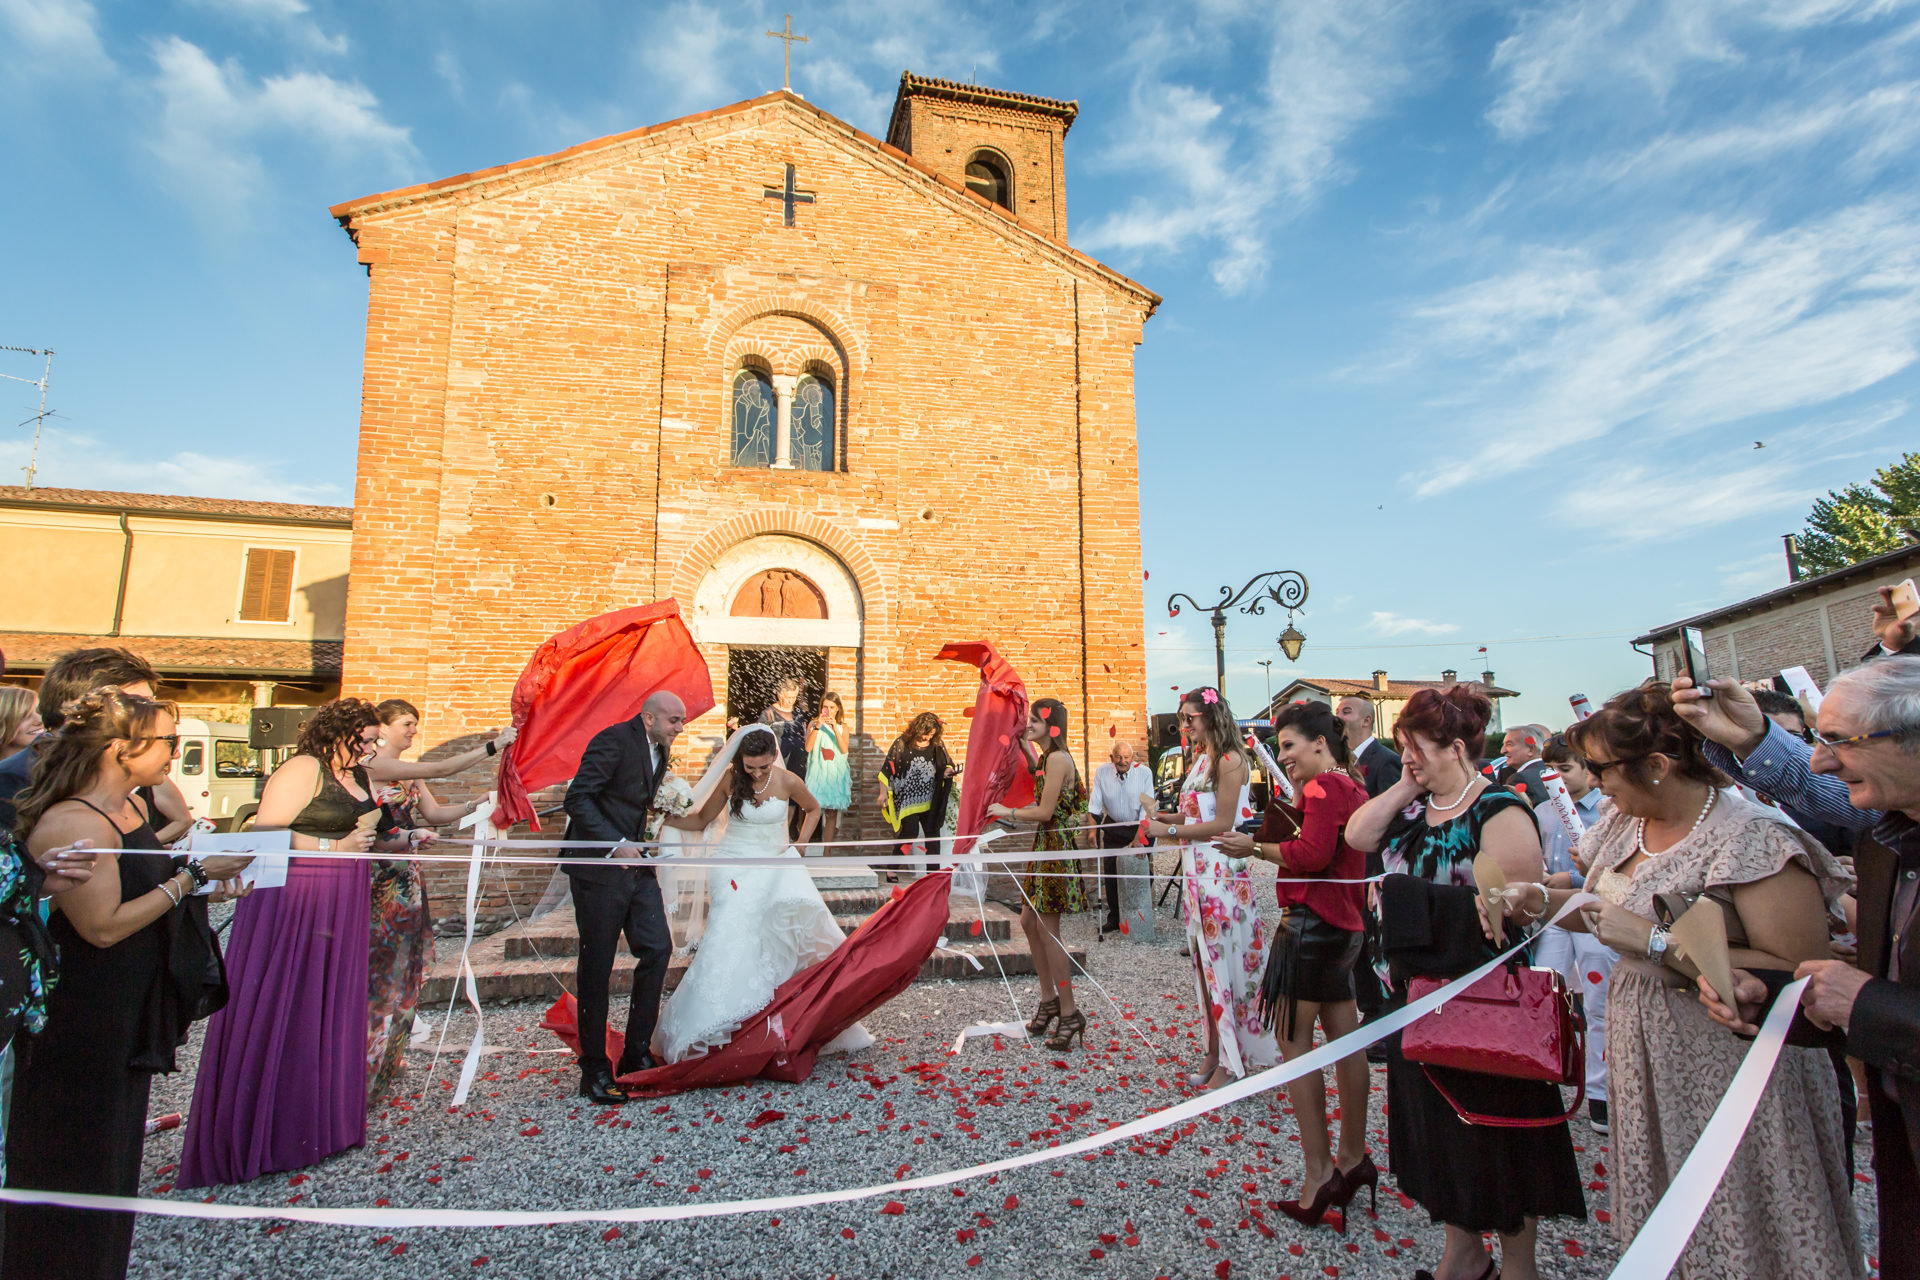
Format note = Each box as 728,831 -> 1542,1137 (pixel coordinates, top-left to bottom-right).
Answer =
1221,700 -> 1373,1229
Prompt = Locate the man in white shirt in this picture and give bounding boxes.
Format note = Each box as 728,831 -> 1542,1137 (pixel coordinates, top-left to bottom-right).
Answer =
1088,740 -> 1153,935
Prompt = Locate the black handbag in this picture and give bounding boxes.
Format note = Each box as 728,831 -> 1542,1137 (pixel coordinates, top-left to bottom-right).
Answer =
131,890 -> 229,1072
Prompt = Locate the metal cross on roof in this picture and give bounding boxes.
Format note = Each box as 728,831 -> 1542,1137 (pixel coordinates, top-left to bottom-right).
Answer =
766,13 -> 807,91
762,163 -> 816,227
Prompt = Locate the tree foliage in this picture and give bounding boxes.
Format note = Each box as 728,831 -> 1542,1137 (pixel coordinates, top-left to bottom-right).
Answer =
1797,451 -> 1920,576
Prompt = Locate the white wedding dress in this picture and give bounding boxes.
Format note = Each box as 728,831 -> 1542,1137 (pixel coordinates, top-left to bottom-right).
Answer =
653,795 -> 872,1063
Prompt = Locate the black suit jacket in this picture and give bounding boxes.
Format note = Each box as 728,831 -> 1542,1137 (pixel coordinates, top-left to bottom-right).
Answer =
1354,740 -> 1402,799
1863,635 -> 1920,663
562,718 -> 664,888
1847,823 -> 1920,1171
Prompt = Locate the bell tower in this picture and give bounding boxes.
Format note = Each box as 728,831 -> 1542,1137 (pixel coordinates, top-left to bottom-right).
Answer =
885,72 -> 1078,239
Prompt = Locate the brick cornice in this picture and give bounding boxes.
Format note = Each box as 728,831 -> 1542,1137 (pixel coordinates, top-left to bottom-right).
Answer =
669,511 -> 887,622
708,291 -> 869,369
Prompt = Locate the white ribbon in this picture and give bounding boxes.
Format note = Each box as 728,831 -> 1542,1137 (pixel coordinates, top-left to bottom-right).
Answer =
0,894 -> 1605,1229
1603,977 -> 1810,1279
444,795 -> 496,1107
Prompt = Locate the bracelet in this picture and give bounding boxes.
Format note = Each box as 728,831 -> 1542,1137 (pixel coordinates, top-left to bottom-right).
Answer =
161,878 -> 183,907
183,859 -> 210,889
486,740 -> 498,757
318,837 -> 332,852
1646,924 -> 1670,963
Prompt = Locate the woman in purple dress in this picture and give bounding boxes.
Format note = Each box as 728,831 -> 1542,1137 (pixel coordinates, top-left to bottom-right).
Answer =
180,699 -> 405,1187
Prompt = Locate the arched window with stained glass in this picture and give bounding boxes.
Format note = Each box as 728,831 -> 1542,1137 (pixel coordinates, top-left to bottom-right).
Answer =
791,371 -> 836,472
731,368 -> 775,466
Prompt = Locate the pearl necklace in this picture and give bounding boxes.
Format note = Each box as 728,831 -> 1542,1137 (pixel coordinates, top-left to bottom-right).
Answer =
1635,787 -> 1716,858
1426,772 -> 1479,813
753,773 -> 774,796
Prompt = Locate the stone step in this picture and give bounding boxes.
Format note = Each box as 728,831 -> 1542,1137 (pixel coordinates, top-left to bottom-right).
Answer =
426,889 -> 1064,1005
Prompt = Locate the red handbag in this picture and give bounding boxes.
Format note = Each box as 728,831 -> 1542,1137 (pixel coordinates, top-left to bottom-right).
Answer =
1400,964 -> 1584,1128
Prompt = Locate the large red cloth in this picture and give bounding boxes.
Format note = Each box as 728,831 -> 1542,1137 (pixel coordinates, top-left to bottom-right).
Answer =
934,642 -> 1029,856
492,600 -> 714,829
541,869 -> 952,1096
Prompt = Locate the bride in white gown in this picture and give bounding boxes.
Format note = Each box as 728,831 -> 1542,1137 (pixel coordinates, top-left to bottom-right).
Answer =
652,725 -> 872,1064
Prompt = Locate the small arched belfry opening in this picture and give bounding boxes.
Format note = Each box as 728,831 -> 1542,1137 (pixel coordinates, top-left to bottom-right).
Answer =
965,149 -> 1012,209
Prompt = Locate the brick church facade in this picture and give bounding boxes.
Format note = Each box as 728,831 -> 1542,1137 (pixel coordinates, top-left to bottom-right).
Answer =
331,76 -> 1157,924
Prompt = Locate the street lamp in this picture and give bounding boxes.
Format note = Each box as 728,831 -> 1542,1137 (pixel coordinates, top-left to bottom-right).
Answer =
1167,570 -> 1310,702
1257,659 -> 1274,714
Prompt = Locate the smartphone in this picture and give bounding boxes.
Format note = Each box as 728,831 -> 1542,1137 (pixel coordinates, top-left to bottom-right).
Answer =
1683,626 -> 1713,697
1893,577 -> 1920,622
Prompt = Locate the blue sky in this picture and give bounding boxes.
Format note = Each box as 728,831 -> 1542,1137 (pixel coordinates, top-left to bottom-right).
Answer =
3,0 -> 1918,730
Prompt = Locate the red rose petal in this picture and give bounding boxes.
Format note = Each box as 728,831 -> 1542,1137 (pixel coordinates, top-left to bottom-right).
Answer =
1214,1262 -> 1231,1279
602,1227 -> 620,1242
880,1201 -> 905,1215
1004,1195 -> 1019,1210
966,1256 -> 982,1268
841,1228 -> 856,1240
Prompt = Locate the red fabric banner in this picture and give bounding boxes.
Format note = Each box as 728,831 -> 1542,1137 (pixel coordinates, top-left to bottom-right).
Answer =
492,600 -> 714,829
934,642 -> 1029,856
542,868 -> 952,1096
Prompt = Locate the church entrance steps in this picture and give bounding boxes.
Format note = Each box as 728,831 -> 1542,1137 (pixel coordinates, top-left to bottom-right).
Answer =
423,873 -> 1079,1005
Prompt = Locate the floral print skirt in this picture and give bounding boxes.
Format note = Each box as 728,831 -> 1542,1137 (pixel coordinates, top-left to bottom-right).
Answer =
1182,843 -> 1278,1078
367,861 -> 434,1104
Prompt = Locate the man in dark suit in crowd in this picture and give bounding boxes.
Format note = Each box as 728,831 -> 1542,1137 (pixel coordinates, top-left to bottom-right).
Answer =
1681,629 -> 1920,1278
1335,694 -> 1401,1054
1494,723 -> 1552,806
562,690 -> 686,1105
1335,695 -> 1402,797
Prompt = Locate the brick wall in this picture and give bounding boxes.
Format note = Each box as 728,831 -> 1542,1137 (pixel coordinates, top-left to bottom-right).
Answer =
337,94 -> 1155,931
891,95 -> 1069,237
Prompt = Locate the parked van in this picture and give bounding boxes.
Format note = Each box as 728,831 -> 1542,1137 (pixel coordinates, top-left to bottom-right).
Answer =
168,719 -> 267,831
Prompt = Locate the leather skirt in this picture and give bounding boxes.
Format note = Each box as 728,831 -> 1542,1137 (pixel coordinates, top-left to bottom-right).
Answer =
1259,905 -> 1363,1040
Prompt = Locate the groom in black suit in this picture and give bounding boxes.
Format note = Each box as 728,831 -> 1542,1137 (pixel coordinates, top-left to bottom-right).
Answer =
563,690 -> 686,1104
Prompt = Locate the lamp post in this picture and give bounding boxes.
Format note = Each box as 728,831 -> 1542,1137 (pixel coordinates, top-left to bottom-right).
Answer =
1167,570 -> 1309,705
1257,659 -> 1274,716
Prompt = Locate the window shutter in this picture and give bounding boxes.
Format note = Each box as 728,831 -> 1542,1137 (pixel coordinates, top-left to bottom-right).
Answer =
265,549 -> 295,621
240,548 -> 296,621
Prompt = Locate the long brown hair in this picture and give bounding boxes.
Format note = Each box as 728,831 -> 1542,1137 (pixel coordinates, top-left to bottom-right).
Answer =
1181,686 -> 1250,785
13,689 -> 177,841
730,727 -> 780,816
1565,681 -> 1732,793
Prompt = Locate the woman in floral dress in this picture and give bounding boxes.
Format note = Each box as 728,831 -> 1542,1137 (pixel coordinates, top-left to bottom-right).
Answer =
989,697 -> 1091,1051
1147,687 -> 1276,1089
365,699 -> 493,1104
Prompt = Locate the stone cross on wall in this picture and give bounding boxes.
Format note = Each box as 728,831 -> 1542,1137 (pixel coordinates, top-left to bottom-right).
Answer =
762,163 -> 816,227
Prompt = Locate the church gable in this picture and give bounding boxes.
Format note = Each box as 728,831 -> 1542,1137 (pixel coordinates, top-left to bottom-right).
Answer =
333,92 -> 1156,315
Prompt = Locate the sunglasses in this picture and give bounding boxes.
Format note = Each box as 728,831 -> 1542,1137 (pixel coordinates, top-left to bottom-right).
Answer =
1807,728 -> 1899,752
1580,755 -> 1645,778
139,734 -> 181,752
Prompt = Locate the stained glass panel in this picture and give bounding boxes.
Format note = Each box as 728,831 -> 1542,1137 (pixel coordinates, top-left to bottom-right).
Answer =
731,369 -> 774,466
792,374 -> 836,472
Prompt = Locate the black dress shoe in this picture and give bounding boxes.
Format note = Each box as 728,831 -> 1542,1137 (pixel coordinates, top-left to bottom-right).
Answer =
579,1068 -> 629,1105
616,1050 -> 659,1076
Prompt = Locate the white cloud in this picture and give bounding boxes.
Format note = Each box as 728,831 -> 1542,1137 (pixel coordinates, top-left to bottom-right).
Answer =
1402,201 -> 1920,497
1367,611 -> 1461,637
0,427 -> 348,504
1487,0 -> 1916,140
0,0 -> 113,77
186,0 -> 348,56
433,50 -> 464,99
146,36 -> 418,208
1078,0 -> 1424,293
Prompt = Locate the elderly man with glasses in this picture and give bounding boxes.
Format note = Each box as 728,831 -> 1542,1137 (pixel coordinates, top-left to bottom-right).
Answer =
1675,654 -> 1920,1280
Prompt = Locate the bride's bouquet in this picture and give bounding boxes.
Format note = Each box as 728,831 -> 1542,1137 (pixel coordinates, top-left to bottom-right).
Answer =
644,773 -> 696,843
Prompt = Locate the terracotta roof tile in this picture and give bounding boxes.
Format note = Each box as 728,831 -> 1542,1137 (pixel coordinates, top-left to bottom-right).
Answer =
0,486 -> 351,526
0,633 -> 342,680
1268,676 -> 1521,711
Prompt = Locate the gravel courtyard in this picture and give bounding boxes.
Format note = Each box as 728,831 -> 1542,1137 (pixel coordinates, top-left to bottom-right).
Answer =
125,857 -> 1881,1279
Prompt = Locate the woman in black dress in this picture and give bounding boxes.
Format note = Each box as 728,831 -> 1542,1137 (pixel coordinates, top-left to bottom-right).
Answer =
1346,687 -> 1584,1280
3,690 -> 250,1280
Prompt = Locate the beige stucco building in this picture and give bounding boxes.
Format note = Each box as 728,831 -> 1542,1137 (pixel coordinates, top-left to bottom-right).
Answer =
0,486 -> 349,720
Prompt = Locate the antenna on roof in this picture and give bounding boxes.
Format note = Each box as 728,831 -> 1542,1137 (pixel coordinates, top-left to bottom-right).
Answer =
1,345 -> 54,489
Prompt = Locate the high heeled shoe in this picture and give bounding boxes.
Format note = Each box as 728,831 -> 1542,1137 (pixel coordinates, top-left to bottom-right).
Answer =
1026,996 -> 1060,1036
1045,1009 -> 1086,1051
1411,1257 -> 1495,1280
1274,1167 -> 1348,1231
1333,1151 -> 1379,1216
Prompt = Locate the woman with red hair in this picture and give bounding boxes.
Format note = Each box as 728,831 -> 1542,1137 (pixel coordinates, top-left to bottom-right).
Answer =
1347,686 -> 1583,1280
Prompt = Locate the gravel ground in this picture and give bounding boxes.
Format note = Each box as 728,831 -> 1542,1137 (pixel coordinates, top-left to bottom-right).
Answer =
128,854 -> 1880,1279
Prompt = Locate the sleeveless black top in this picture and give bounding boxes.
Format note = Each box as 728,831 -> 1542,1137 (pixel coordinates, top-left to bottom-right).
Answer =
290,759 -> 377,839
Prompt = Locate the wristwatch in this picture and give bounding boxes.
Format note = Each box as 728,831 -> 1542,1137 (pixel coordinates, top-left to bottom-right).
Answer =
1646,925 -> 1670,963
1167,823 -> 1182,839
318,837 -> 333,852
